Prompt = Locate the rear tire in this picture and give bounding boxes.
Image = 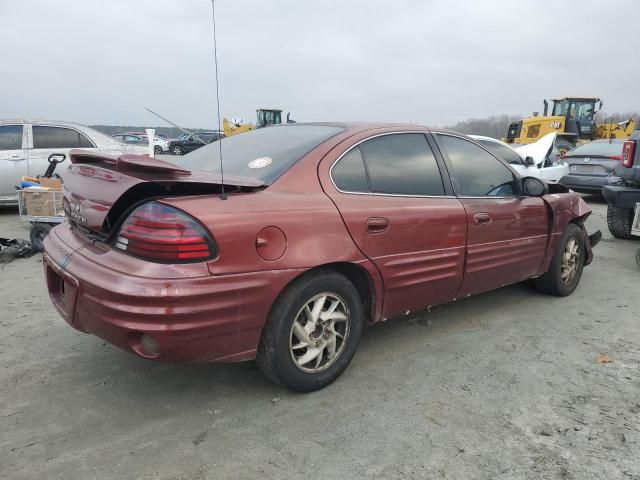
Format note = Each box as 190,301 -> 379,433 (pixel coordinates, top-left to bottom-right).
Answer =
30,223 -> 52,252
153,145 -> 162,155
172,146 -> 182,155
256,270 -> 364,392
607,205 -> 634,239
555,139 -> 575,155
533,223 -> 585,296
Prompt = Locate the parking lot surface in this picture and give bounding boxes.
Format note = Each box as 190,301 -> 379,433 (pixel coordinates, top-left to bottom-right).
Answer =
1,196 -> 638,479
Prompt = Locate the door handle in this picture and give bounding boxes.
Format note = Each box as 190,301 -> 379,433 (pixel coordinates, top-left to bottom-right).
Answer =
367,217 -> 389,234
473,213 -> 492,225
7,156 -> 26,162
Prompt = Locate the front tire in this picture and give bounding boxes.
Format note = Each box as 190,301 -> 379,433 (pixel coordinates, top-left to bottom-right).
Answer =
607,205 -> 634,239
256,270 -> 364,392
533,223 -> 585,296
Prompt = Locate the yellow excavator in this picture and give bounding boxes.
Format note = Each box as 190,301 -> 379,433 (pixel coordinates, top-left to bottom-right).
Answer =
223,108 -> 294,137
504,97 -> 636,153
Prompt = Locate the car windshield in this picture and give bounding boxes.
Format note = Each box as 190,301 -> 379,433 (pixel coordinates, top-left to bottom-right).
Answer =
180,125 -> 344,183
552,100 -> 596,121
567,141 -> 624,157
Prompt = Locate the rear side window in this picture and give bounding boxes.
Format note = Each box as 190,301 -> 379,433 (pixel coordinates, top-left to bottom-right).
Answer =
0,125 -> 23,150
476,140 -> 523,165
437,134 -> 517,197
33,126 -> 94,149
332,147 -> 369,192
359,133 -> 444,195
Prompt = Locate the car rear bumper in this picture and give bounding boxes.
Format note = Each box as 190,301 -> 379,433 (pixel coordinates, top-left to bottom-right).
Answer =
43,224 -> 303,363
602,185 -> 640,209
559,174 -> 614,193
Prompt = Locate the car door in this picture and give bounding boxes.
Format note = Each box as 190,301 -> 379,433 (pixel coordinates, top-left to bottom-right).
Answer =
0,124 -> 29,201
321,131 -> 468,319
27,124 -> 96,178
434,133 -> 550,296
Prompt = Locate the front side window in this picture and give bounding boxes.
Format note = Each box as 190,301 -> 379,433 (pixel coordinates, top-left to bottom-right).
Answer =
573,102 -> 595,121
476,140 -> 523,165
436,134 -> 517,197
358,133 -> 445,195
32,126 -> 94,149
0,125 -> 23,151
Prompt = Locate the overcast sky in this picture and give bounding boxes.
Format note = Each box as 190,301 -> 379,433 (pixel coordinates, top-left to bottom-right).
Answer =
2,0 -> 639,129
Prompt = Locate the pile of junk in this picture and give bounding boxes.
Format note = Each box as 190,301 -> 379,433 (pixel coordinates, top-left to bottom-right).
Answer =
1,154 -> 66,264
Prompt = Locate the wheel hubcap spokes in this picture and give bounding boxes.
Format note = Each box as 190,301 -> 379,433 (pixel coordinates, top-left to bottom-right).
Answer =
289,293 -> 350,373
560,238 -> 580,283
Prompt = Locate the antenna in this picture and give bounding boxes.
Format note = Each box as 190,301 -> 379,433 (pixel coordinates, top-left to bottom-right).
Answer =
144,107 -> 206,144
211,0 -> 226,200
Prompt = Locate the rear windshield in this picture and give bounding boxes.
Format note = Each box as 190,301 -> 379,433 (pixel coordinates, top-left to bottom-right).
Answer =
567,141 -> 624,157
180,125 -> 344,183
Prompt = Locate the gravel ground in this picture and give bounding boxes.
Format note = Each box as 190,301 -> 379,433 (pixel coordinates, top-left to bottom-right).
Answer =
1,196 -> 639,480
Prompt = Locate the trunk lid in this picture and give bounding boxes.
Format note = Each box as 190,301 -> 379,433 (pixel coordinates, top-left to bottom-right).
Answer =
564,155 -> 619,176
63,149 -> 264,235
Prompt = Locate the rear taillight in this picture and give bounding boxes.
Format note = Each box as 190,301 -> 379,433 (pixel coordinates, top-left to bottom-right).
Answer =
621,141 -> 635,168
115,202 -> 216,262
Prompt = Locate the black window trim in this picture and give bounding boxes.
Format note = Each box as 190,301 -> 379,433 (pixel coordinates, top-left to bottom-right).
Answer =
432,131 -> 524,198
329,131 -> 455,198
31,124 -> 97,149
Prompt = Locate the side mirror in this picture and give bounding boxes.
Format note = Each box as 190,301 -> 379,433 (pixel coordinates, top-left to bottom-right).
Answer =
524,156 -> 535,167
522,176 -> 548,197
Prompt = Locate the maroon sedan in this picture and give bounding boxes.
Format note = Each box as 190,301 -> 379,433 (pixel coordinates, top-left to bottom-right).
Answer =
43,123 -> 599,391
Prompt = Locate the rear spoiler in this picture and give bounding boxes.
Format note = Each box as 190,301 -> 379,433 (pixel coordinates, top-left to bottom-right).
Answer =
69,149 -> 191,176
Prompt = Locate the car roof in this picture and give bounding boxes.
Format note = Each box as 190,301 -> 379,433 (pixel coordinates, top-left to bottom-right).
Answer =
0,118 -> 95,128
551,97 -> 600,102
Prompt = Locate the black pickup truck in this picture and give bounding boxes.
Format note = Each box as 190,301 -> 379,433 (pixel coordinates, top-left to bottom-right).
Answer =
602,128 -> 640,238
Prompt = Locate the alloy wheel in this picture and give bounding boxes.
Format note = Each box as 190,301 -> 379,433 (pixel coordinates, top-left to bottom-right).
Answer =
560,237 -> 580,284
289,293 -> 350,373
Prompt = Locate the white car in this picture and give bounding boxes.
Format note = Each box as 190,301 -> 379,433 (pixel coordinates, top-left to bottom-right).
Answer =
470,133 -> 569,182
0,119 -> 149,205
114,132 -> 170,154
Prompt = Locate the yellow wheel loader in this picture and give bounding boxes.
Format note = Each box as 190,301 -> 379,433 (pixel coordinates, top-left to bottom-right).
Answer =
223,108 -> 294,137
505,97 -> 636,154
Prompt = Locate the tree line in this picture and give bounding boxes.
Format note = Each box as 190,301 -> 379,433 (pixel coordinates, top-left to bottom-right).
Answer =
91,111 -> 639,140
